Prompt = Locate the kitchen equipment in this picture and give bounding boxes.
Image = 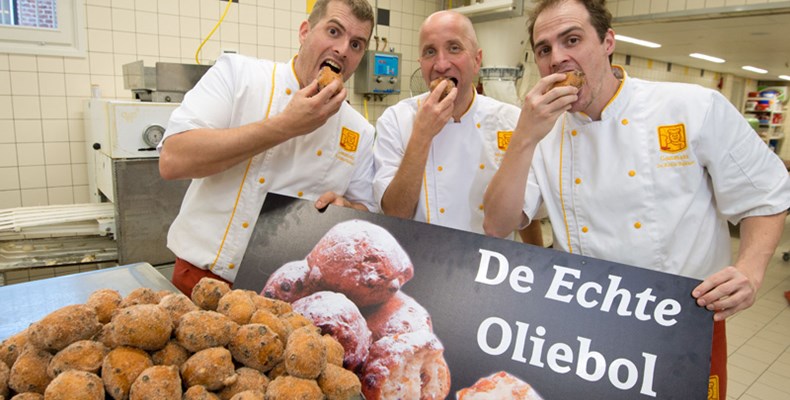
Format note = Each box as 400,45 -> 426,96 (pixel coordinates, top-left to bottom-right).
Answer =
123,60 -> 210,103
84,99 -> 190,266
480,66 -> 523,106
354,50 -> 402,95
409,68 -> 429,97
86,99 -> 176,161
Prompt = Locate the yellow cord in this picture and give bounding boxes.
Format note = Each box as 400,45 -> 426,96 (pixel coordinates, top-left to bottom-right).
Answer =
195,0 -> 234,65
363,97 -> 369,121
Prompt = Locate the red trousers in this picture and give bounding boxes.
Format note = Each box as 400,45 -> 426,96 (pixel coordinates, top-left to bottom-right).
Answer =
709,319 -> 727,400
171,258 -> 232,298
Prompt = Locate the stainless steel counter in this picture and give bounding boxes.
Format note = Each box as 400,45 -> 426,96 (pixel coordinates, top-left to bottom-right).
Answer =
0,263 -> 178,340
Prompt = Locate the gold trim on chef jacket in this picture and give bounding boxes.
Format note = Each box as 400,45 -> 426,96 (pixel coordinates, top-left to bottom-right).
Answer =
291,56 -> 302,87
423,171 -> 431,223
559,66 -> 627,253
559,115 -> 573,253
209,63 -> 279,272
416,90 -> 477,224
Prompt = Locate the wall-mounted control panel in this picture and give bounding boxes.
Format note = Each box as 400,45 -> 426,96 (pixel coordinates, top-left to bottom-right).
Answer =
354,50 -> 401,95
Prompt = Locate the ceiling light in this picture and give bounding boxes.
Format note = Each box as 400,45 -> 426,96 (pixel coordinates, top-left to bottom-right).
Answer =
615,34 -> 661,48
742,66 -> 767,74
689,53 -> 725,63
779,75 -> 790,81
454,0 -> 514,15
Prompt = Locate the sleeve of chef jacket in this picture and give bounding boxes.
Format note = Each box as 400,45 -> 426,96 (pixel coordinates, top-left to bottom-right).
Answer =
162,54 -> 239,142
695,89 -> 790,222
372,105 -> 408,211
343,122 -> 378,213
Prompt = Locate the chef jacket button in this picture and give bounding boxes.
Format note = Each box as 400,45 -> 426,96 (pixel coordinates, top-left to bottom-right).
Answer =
571,130 -> 578,136
286,88 -> 292,95
439,208 -> 445,214
228,263 -> 235,269
621,119 -> 629,125
575,178 -> 582,184
316,149 -> 322,156
259,177 -> 265,184
297,191 -> 304,197
437,166 -> 443,172
628,170 -> 636,177
479,164 -> 485,170
476,123 -> 481,128
582,226 -> 589,233
634,222 -> 642,229
478,204 -> 484,210
242,222 -> 249,228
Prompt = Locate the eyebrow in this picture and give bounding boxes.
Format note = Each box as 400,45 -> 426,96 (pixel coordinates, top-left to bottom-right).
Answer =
420,39 -> 463,52
533,26 -> 583,49
327,17 -> 368,46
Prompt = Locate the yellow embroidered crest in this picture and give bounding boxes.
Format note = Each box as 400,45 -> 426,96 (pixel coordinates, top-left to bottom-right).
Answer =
658,123 -> 687,153
497,131 -> 513,151
707,375 -> 719,400
340,127 -> 359,152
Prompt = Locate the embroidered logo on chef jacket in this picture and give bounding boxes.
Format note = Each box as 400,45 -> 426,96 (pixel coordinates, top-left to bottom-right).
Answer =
497,131 -> 513,151
707,375 -> 720,400
657,123 -> 687,153
340,127 -> 360,152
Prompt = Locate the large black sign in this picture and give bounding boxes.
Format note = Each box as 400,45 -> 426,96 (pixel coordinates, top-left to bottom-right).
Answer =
235,194 -> 713,399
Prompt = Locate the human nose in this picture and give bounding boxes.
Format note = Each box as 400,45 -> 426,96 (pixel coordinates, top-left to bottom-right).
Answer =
332,40 -> 349,59
433,51 -> 451,72
550,47 -> 569,72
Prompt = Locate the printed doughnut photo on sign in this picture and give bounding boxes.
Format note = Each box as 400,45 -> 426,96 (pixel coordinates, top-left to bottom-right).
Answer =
257,219 -> 451,399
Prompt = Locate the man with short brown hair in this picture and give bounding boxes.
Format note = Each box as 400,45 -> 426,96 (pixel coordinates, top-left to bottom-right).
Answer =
484,1 -> 789,397
159,0 -> 376,296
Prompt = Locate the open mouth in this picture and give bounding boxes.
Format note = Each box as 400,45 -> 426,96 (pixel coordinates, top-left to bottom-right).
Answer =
434,76 -> 458,87
321,59 -> 342,74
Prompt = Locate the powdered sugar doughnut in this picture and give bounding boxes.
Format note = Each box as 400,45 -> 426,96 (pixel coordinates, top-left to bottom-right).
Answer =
364,291 -> 432,341
361,330 -> 450,400
456,371 -> 544,400
261,260 -> 320,303
291,291 -> 371,374
306,220 -> 414,307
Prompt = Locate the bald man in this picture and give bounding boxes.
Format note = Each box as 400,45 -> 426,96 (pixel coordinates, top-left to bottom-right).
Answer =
373,11 -> 543,243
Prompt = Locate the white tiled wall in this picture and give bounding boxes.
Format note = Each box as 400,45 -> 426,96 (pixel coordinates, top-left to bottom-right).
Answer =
0,0 -> 440,209
0,0 -> 775,209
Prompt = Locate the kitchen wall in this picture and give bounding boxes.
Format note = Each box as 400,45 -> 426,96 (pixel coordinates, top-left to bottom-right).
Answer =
0,0 -> 439,209
0,0 -> 776,209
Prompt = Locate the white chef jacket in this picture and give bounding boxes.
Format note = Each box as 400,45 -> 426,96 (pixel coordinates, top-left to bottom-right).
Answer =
522,66 -> 789,280
161,54 -> 376,282
374,92 -> 520,235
